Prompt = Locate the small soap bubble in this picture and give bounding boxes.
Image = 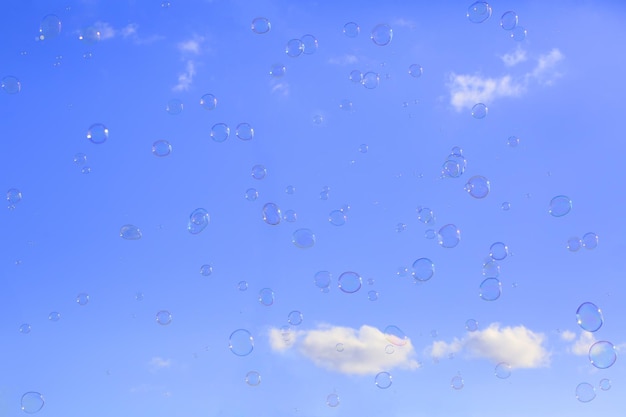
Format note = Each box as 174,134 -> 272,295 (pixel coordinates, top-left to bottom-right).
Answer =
229,329 -> 254,356
120,225 -> 142,240
210,123 -> 230,143
285,311 -> 303,326
263,203 -> 281,225
285,185 -> 296,194
575,382 -> 596,403
408,64 -> 423,78
339,99 -> 353,111
451,375 -> 464,390
425,229 -> 437,239
6,188 -> 22,208
482,259 -> 500,278
270,63 -> 286,77
510,26 -> 527,41
412,258 -> 434,282
336,343 -> 344,352
471,103 -> 488,119
258,288 -> 275,306
200,93 -> 217,110
236,123 -> 254,141
500,11 -> 518,30
549,195 -> 572,217
245,188 -> 258,201
245,371 -> 261,386
326,393 -> 340,407
200,264 -> 213,276
292,228 -> 316,248
188,208 -> 210,234
489,242 -> 509,260
467,1 -> 492,23
48,312 -> 61,322
251,17 -> 271,34
396,267 -> 409,278
507,136 -> 520,147
237,281 -> 248,291
251,164 -> 267,180
479,278 -> 501,301
73,153 -> 87,165
152,140 -> 172,157
416,207 -> 435,224
76,293 -> 89,306
567,237 -> 582,252
312,114 -> 324,124
438,224 -> 461,248
283,209 -> 297,222
384,325 -> 408,346
349,70 -> 363,83
371,24 -> 393,46
385,344 -> 395,354
156,310 -> 172,325
441,160 -> 463,179
21,392 -> 44,414
166,99 -> 183,115
395,223 -> 407,233
375,372 -> 393,389
465,176 -> 490,199
81,166 -> 92,174
362,71 -> 379,89
19,323 -> 31,334
285,39 -> 304,57
329,209 -> 346,226
301,34 -> 318,54
576,302 -> 603,332
160,1 -> 170,8
589,341 -> 616,369
135,292 -> 144,301
358,144 -> 369,153
599,378 -> 611,391
40,14 -> 62,39
343,22 -> 360,37
86,123 -> 109,144
501,202 -> 511,211
495,362 -> 511,379
1,76 -> 21,94
465,319 -> 478,332
338,271 -> 362,293
368,290 -> 379,301
314,271 -> 331,290
582,232 -> 598,250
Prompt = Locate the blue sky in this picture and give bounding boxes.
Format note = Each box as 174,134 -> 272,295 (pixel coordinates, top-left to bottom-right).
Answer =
1,0 -> 626,416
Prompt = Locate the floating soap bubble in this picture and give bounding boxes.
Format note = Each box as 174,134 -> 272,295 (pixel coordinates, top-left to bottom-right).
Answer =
200,93 -> 217,110
549,195 -> 572,217
19,323 -> 31,334
467,1 -> 492,23
6,188 -> 22,208
336,343 -> 344,352
292,228 -> 315,248
500,11 -> 518,30
349,70 -> 363,83
384,325 -> 408,346
479,278 -> 501,301
441,160 -> 463,178
251,164 -> 266,180
326,393 -> 340,407
482,259 -> 500,278
409,64 -> 423,78
465,319 -> 478,332
510,26 -> 527,41
251,17 -> 271,34
40,14 -> 62,40
375,372 -> 393,389
245,188 -> 258,201
425,229 -> 437,239
339,99 -> 353,111
200,264 -> 213,276
301,34 -> 318,54
312,114 -> 324,125
81,167 -> 91,174
156,310 -> 172,325
451,375 -> 464,390
79,26 -> 100,43
285,39 -> 304,57
188,208 -> 210,234
236,123 -> 254,141
362,72 -> 379,89
120,224 -> 142,240
465,176 -> 490,198
329,209 -> 346,226
385,344 -> 395,354
76,293 -> 89,306
489,242 -> 509,260
371,24 -> 392,46
416,207 -> 435,224
86,123 -> 108,144
501,202 -> 511,211
73,153 -> 87,165
166,99 -> 183,115
343,22 -> 360,37
567,237 -> 582,252
258,288 -> 275,306
21,392 -> 44,413
582,232 -> 598,250
287,310 -> 303,325
437,224 -> 461,248
368,290 -> 379,301
495,362 -> 511,379
48,312 -> 61,322
358,144 -> 368,153
237,281 -> 248,291
338,271 -> 362,293
412,258 -> 434,282
471,103 -> 488,119
229,329 -> 254,356
263,203 -> 281,225
2,75 -> 21,94
245,371 -> 261,386
507,136 -> 520,147
210,123 -> 230,143
135,292 -> 144,301
575,382 -> 596,403
285,185 -> 296,195
396,223 -> 407,233
268,63 -> 287,78
314,271 -> 331,290
152,140 -> 172,157
589,341 -> 616,369
283,209 -> 297,222
576,302 -> 603,332
599,378 -> 611,391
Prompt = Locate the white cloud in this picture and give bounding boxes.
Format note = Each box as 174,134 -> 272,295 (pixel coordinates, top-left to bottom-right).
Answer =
94,22 -> 115,40
149,356 -> 171,371
428,323 -> 550,369
501,47 -> 527,67
529,48 -> 564,84
270,81 -> 289,97
90,22 -> 161,45
560,330 -> 576,342
328,54 -> 358,66
177,36 -> 205,55
173,60 -> 196,92
269,324 -> 420,375
570,331 -> 596,356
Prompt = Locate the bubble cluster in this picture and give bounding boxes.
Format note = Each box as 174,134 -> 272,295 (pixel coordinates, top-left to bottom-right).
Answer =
441,147 -> 467,178
188,208 -> 210,234
229,329 -> 254,356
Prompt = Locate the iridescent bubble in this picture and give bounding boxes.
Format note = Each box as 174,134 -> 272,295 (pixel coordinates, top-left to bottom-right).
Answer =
599,378 -> 611,391
479,278 -> 501,301
500,11 -> 518,30
576,302 -> 603,332
236,123 -> 254,141
375,372 -> 393,389
245,371 -> 261,386
229,329 -> 254,356
19,323 -> 31,334
152,140 -> 172,157
285,39 -> 304,57
263,203 -> 281,225
362,72 -> 379,89
188,208 -> 210,234
489,242 -> 509,260
326,393 -> 340,407
283,209 -> 297,222
336,343 -> 344,352
482,259 -> 500,278
339,99 -> 353,111
510,26 -> 527,41
368,290 -> 379,301
120,224 -> 142,240
465,319 -> 478,332
1,75 -> 21,94
245,188 -> 258,201
471,103 -> 488,119
210,123 -> 230,143
301,34 -> 318,54
251,164 -> 267,180
416,207 -> 435,224
465,176 -> 490,199
451,375 -> 464,390
384,325 -> 408,346
437,224 -> 461,248
200,93 -> 217,110
237,281 -> 248,291
567,237 -> 582,252
412,258 -> 434,282
73,153 -> 87,165
166,99 -> 183,115
349,70 -> 363,83
48,312 -> 61,322
589,341 -> 616,369
338,271 -> 362,293
21,392 -> 44,414
495,362 -> 511,379
507,136 -> 520,147
156,310 -> 172,325
329,209 -> 346,226
292,228 -> 315,248
251,17 -> 271,34
501,202 -> 511,211
76,293 -> 89,306
343,22 -> 360,38
314,271 -> 331,290
40,14 -> 62,40
86,123 -> 108,144
200,264 -> 213,276
467,1 -> 492,23
582,232 -> 598,250
575,382 -> 596,403
371,24 -> 393,46
549,195 -> 572,217
259,288 -> 275,306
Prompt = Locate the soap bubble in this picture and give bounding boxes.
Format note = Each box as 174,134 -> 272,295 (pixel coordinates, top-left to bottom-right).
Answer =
375,372 -> 393,389
599,378 -> 611,391
437,224 -> 461,248
385,344 -> 395,354
409,64 -> 423,78
19,324 -> 31,334
188,208 -> 210,234
471,103 -> 488,119
135,292 -> 144,301
465,176 -> 490,198
301,34 -> 318,54
76,293 -> 89,306
510,26 -> 527,41
425,229 -> 436,239
482,259 -> 500,278
288,310 -> 303,325
343,22 -> 360,38
292,228 -> 316,248
245,371 -> 261,386
349,70 -> 363,83
258,288 -> 275,306
237,281 -> 248,291
48,312 -> 61,322
451,375 -> 464,390
479,278 -> 501,301
326,393 -> 340,407
236,123 -> 254,141
166,99 -> 183,115
362,72 -> 379,89
6,188 -> 22,208
210,123 -> 230,143
384,325 -> 408,346
467,1 -> 492,23
371,24 -> 392,46
395,223 -> 407,233
285,185 -> 296,194
495,362 -> 511,379
1,76 -> 21,94
368,290 -> 379,301
245,188 -> 258,201
339,99 -> 353,111
314,271 -> 331,290
200,93 -> 217,110
81,167 -> 91,174
465,319 -> 478,332
40,14 -> 62,40
336,343 -> 344,352
576,302 -> 603,332
79,26 -> 101,43
21,392 -> 44,413
251,17 -> 271,34
329,209 -> 346,226
582,232 -> 598,250
489,242 -> 509,260
73,153 -> 87,165
575,382 -> 596,403
507,136 -> 520,147
416,207 -> 435,224
412,258 -> 434,282
501,202 -> 511,211
338,271 -> 362,293
120,224 -> 142,240
285,39 -> 304,57
500,11 -> 518,30
251,164 -> 267,180
152,140 -> 172,157
263,203 -> 281,225
86,123 -> 108,144
156,310 -> 172,325
200,264 -> 213,276
549,195 -> 572,217
283,209 -> 297,222
229,329 -> 254,356
589,341 -> 616,369
567,237 -> 582,252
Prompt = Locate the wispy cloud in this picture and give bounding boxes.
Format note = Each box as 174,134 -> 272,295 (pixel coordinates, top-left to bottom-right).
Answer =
173,60 -> 196,92
149,356 -> 171,372
269,324 -> 420,375
328,54 -> 358,66
560,330 -> 576,342
569,331 -> 596,356
91,22 -> 160,44
177,36 -> 205,55
171,36 -> 207,92
501,47 -> 527,67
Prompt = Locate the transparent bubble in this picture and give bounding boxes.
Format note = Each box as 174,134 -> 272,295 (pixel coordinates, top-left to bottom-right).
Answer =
371,24 -> 393,46
329,209 -> 346,226
349,70 -> 363,83
285,39 -> 304,57
467,1 -> 492,23
200,264 -> 213,277
6,188 -> 22,208
367,278 -> 375,286
479,278 -> 501,301
48,312 -> 61,322
166,99 -> 183,115
76,293 -> 89,306
501,202 -> 511,211
210,123 -> 230,143
549,195 -> 572,217
438,224 -> 460,248
582,232 -> 598,250
599,378 -> 611,391
79,26 -> 101,43
152,140 -> 172,157
262,203 -> 281,225
161,1 -> 170,8
465,319 -> 478,332
237,281 -> 248,291
362,72 -> 379,89
375,372 -> 393,389
283,209 -> 297,222
120,224 -> 142,240
256,288 -> 274,306
510,26 -> 527,41
567,237 -> 582,252
19,323 -> 31,334
507,136 -> 520,147
81,166 -> 91,174
471,103 -> 488,119
270,63 -> 286,77
489,242 -> 509,260
229,329 -> 254,356
396,267 -> 409,278
285,185 -> 296,195
357,144 -> 369,154
412,258 -> 434,282
235,123 -> 254,141
135,292 -> 144,301
314,271 -> 332,290
576,302 -> 603,332
301,34 -> 318,54
465,176 -> 490,199
384,325 -> 408,346
73,153 -> 87,165
451,375 -> 464,390
326,393 -> 340,407
292,228 -> 316,248
287,310 -> 303,326
385,344 -> 395,354
251,17 -> 271,34
441,160 -> 463,178
416,207 -> 435,224
589,341 -> 616,369
343,22 -> 360,37
500,11 -> 518,30
21,392 -> 44,414
188,208 -> 210,234
495,362 -> 511,379
339,99 -> 353,111
396,223 -> 407,233
200,93 -> 217,110
2,75 -> 21,94
40,14 -> 62,40
251,164 -> 267,180
482,259 -> 500,278
425,229 -> 437,239
86,123 -> 109,144
336,343 -> 344,352
245,370 -> 261,386
368,290 -> 379,301
245,188 -> 258,201
312,114 -> 324,124
156,310 -> 172,325
338,271 -> 362,293
404,64 -> 423,80
575,382 -> 596,403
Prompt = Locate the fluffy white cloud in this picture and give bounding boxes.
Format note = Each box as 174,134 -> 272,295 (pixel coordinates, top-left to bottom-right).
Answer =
173,60 -> 196,92
560,330 -> 576,341
570,331 -> 596,356
269,324 -> 420,375
177,36 -> 205,54
501,47 -> 527,67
